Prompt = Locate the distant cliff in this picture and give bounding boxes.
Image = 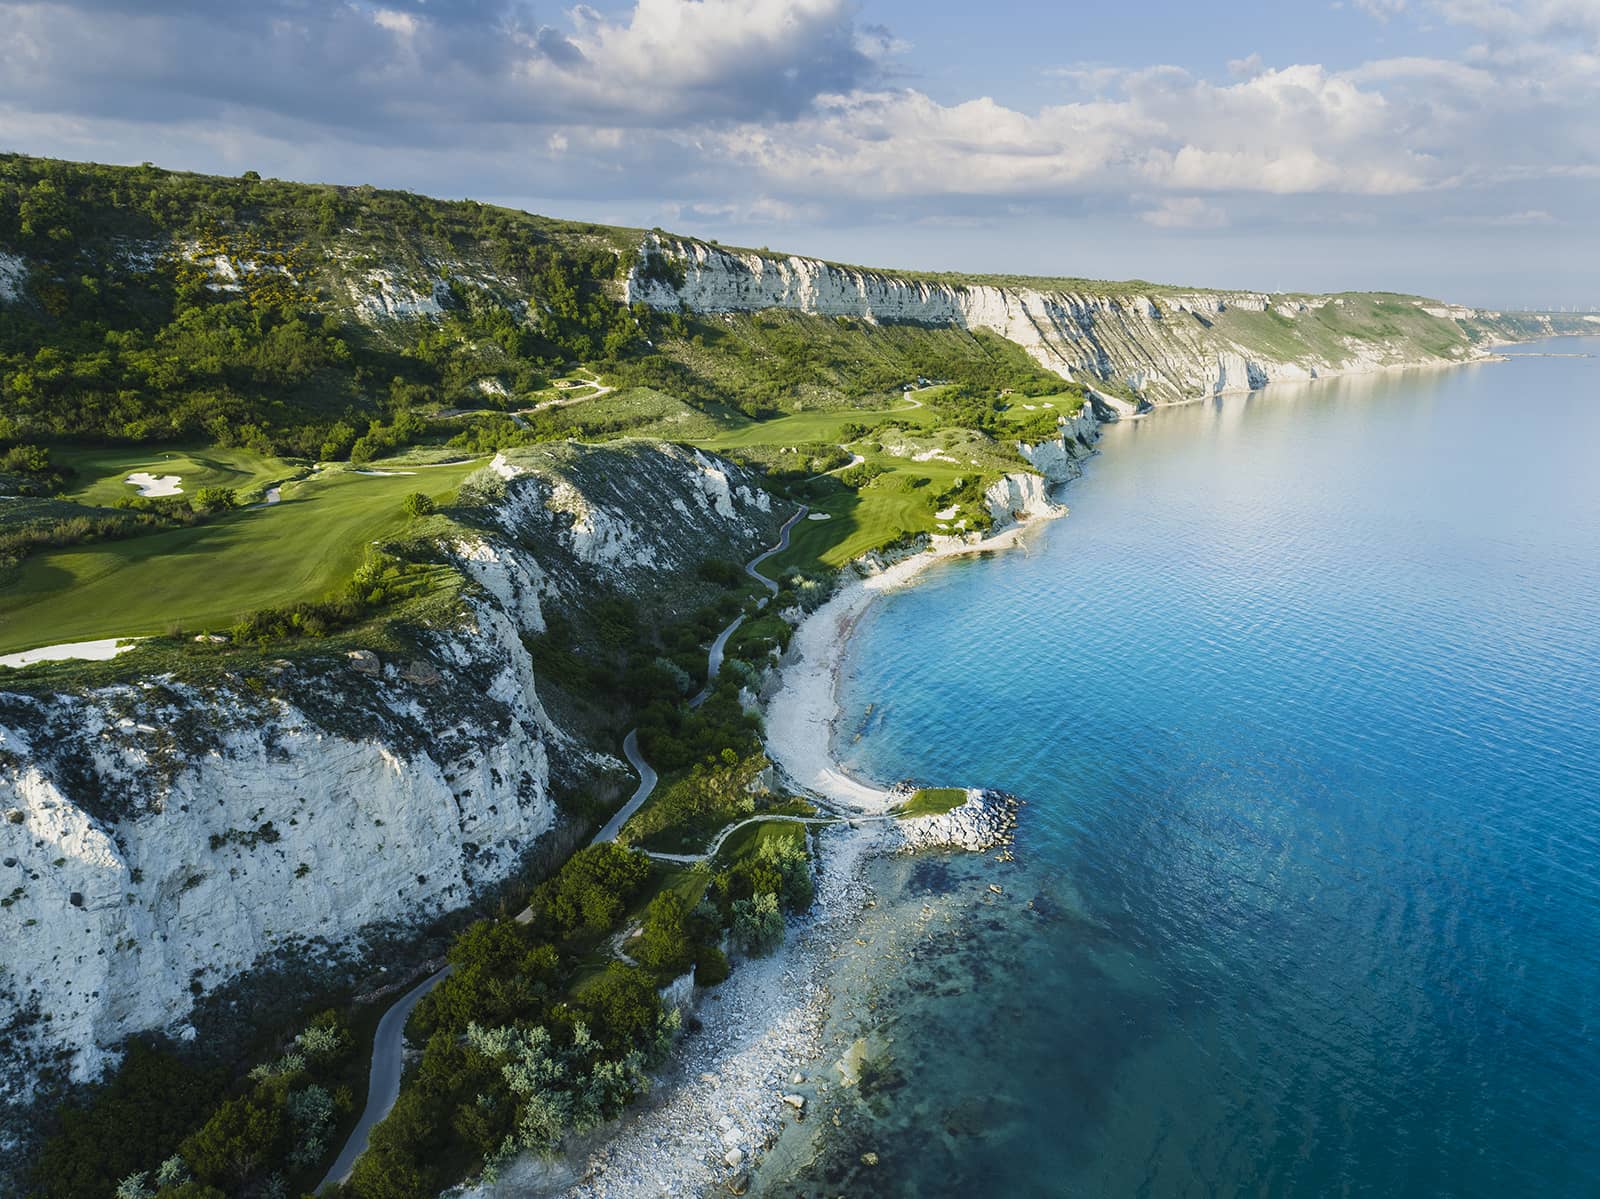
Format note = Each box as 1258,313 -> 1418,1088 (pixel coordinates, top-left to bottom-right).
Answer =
627,235 -> 1576,410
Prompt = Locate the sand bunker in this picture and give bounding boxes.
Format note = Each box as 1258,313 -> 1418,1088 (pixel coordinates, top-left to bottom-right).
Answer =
126,472 -> 183,497
0,638 -> 138,669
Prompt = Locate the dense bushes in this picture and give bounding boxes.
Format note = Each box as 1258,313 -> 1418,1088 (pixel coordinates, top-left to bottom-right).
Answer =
338,847 -> 670,1199
636,679 -> 763,776
621,747 -> 767,854
412,922 -> 563,1039
715,834 -> 814,914
0,154 -> 652,455
27,1013 -> 354,1199
27,1043 -> 228,1199
522,843 -> 651,946
630,891 -> 731,986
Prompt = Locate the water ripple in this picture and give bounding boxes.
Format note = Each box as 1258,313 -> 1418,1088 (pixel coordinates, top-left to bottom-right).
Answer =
823,342 -> 1600,1197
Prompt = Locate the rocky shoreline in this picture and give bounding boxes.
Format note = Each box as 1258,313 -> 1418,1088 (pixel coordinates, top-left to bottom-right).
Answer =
471,457 -> 1080,1198
894,788 -> 1022,855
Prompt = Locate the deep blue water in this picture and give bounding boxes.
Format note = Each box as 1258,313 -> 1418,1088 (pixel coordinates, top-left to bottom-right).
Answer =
793,341 -> 1600,1197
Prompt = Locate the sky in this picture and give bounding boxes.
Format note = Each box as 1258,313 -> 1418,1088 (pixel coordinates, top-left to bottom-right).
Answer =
2,0 -> 1597,307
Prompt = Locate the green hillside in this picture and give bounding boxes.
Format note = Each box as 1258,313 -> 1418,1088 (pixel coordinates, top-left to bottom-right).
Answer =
0,152 -> 1573,661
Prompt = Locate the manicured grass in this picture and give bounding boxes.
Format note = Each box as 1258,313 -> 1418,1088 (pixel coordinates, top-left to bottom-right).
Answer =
988,391 -> 1088,429
699,395 -> 936,452
896,787 -> 968,819
646,861 -> 713,914
0,460 -> 481,654
57,445 -> 301,507
771,456 -> 973,574
712,817 -> 809,869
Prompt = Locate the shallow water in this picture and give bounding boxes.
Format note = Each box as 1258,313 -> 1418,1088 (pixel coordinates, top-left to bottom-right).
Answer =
764,340 -> 1600,1197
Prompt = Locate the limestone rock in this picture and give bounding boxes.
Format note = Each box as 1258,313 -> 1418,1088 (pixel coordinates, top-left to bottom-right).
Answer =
895,789 -> 1022,854
400,659 -> 442,686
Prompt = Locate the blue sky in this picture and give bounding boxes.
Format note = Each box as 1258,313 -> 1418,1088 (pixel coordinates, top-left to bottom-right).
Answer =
2,0 -> 1596,306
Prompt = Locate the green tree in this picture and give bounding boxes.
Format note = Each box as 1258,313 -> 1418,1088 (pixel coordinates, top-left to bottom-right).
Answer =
633,892 -> 693,978
731,892 -> 784,956
401,492 -> 434,519
179,1092 -> 288,1189
575,963 -> 662,1051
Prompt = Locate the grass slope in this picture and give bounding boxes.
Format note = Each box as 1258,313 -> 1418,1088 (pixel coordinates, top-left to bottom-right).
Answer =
0,459 -> 478,654
58,446 -> 297,507
897,787 -> 968,819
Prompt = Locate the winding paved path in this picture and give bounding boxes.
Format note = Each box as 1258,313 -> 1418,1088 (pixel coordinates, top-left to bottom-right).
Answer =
745,505 -> 807,594
318,964 -> 454,1191
318,505 -> 807,1189
591,730 -> 660,845
690,617 -> 745,709
641,811 -> 894,866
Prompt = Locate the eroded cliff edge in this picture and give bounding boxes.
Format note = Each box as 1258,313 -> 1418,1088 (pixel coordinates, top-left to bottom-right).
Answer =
0,441 -> 782,1123
626,234 -> 1570,409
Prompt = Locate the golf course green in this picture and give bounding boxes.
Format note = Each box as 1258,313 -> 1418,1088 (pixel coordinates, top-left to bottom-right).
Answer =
0,458 -> 482,654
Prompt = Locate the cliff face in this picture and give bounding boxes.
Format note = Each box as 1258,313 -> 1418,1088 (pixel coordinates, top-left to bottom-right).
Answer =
627,236 -> 1549,407
0,441 -> 780,1116
0,600 -> 556,1092
1017,400 -> 1100,486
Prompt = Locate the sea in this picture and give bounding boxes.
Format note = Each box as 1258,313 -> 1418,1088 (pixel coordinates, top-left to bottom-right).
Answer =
755,337 -> 1600,1197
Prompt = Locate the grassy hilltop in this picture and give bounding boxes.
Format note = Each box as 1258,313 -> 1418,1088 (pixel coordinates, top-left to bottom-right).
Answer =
0,154 -> 1088,661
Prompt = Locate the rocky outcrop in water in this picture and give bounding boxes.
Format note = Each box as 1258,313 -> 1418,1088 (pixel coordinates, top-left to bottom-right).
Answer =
895,790 -> 1021,854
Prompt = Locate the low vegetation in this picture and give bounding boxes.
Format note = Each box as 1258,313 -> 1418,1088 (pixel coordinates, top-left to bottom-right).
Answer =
897,787 -> 969,819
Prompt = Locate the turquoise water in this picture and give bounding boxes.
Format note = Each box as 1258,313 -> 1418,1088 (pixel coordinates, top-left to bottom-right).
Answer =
782,341 -> 1600,1196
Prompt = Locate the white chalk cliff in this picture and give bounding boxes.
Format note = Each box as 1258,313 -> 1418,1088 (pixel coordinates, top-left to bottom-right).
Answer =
626,236 -> 1524,407
0,442 -> 781,1116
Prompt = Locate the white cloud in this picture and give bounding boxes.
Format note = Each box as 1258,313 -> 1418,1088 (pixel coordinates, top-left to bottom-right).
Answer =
1484,208 -> 1558,224
1356,0 -> 1409,22
0,0 -> 1595,292
371,9 -> 420,39
1140,197 -> 1229,228
1433,0 -> 1600,44
707,64 -> 1439,201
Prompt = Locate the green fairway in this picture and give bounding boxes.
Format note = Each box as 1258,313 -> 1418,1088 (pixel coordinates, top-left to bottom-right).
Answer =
987,391 -> 1087,430
57,445 -> 302,507
0,460 -> 481,654
771,456 -> 973,574
698,394 -> 936,452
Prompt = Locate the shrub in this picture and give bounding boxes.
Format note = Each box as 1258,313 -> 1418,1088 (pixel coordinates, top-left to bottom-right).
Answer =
524,843 -> 651,946
757,835 -> 814,911
695,557 -> 741,587
575,963 -> 663,1052
632,892 -> 694,979
401,491 -> 434,518
692,943 -> 731,986
731,892 -> 784,956
190,486 -> 237,514
27,1042 -> 228,1199
179,1092 -> 289,1189
414,920 -> 563,1037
